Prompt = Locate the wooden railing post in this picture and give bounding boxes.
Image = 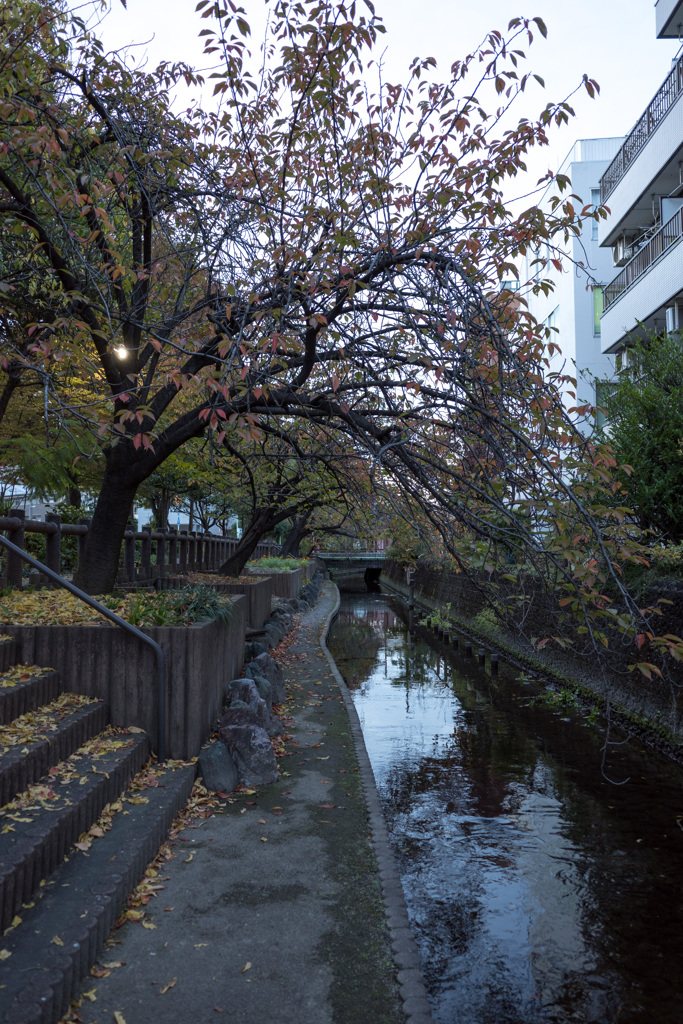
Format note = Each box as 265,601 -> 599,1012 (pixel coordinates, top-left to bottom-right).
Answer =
168,527 -> 177,575
7,508 -> 25,588
45,512 -> 61,576
77,518 -> 90,576
141,526 -> 152,581
156,531 -> 166,580
179,530 -> 188,574
125,521 -> 136,583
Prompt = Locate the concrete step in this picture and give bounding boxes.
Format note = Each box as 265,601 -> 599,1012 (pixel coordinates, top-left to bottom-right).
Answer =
0,760 -> 197,1024
0,669 -> 61,725
0,638 -> 19,673
0,728 -> 150,931
0,695 -> 109,806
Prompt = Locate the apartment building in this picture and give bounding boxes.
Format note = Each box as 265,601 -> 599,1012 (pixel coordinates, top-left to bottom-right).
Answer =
524,137 -> 623,420
599,0 -> 683,353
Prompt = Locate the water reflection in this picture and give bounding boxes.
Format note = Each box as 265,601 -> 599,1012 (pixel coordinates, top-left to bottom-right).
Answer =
328,591 -> 683,1024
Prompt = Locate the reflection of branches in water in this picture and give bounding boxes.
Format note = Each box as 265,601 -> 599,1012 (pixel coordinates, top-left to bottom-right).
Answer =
327,621 -> 382,689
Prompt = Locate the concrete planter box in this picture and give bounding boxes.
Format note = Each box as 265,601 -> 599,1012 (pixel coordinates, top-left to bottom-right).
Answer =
250,567 -> 303,599
0,597 -> 246,760
158,576 -> 274,631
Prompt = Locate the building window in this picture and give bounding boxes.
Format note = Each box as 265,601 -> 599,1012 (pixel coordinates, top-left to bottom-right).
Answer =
591,187 -> 601,241
593,286 -> 604,335
595,380 -> 616,429
546,305 -> 560,334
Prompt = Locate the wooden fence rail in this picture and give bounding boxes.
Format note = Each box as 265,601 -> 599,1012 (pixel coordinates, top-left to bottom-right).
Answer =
0,508 -> 280,589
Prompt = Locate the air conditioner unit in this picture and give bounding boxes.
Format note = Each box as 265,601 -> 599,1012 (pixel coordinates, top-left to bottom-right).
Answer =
612,236 -> 634,267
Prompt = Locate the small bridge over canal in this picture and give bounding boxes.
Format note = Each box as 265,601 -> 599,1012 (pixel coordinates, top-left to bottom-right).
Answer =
316,551 -> 386,584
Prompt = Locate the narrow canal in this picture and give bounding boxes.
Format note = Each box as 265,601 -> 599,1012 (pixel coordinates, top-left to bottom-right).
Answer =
327,587 -> 683,1024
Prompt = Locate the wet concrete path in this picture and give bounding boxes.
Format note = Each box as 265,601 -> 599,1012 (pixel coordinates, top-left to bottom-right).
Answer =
74,582 -> 426,1024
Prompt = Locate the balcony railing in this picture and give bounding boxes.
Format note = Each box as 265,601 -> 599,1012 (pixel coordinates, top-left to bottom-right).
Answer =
604,207 -> 683,310
600,54 -> 683,203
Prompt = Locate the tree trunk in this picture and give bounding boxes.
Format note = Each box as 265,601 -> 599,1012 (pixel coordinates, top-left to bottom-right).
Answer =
217,508 -> 273,576
73,465 -> 138,593
280,515 -> 310,557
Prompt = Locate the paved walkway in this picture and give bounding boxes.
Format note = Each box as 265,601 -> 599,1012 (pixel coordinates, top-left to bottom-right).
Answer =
75,582 -> 432,1024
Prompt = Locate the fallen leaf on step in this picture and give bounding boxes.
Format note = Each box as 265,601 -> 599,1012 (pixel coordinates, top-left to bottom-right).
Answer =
142,919 -> 157,930
51,935 -> 64,946
102,961 -> 125,969
82,988 -> 96,1002
241,962 -> 251,973
114,1012 -> 126,1024
184,852 -> 194,863
159,977 -> 177,994
0,950 -> 11,960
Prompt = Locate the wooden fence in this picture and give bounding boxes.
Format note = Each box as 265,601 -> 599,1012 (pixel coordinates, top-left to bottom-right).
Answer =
0,508 -> 280,588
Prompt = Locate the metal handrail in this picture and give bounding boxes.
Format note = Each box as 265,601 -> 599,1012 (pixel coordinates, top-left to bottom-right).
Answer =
600,54 -> 683,202
604,207 -> 683,310
0,534 -> 167,759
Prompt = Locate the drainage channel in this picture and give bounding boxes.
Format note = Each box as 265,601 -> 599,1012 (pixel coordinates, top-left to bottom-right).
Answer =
327,586 -> 683,1024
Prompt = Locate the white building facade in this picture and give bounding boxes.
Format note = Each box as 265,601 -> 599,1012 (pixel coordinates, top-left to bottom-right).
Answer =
599,1 -> 683,352
524,137 -> 624,418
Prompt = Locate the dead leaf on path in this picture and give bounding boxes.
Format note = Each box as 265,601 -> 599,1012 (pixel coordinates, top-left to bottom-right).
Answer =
214,1006 -> 224,1013
163,906 -> 174,912
260,836 -> 267,842
194,943 -> 208,948
257,818 -> 266,824
90,966 -> 111,978
127,726 -> 145,733
159,977 -> 177,995
317,756 -> 329,761
241,962 -> 251,973
0,950 -> 11,960
51,935 -> 64,946
184,852 -> 194,863
102,961 -> 125,969
114,1012 -> 127,1024
82,988 -> 96,1002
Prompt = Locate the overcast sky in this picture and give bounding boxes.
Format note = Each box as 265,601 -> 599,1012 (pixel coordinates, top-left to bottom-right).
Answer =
96,0 -> 679,198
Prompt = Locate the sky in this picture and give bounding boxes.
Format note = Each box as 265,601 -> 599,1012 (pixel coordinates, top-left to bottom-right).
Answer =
93,0 -> 679,199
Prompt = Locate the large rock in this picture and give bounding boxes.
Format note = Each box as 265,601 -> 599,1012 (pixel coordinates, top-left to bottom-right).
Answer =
221,697 -> 281,737
198,741 -> 239,793
244,667 -> 273,706
251,652 -> 286,704
226,678 -> 281,735
219,722 -> 278,787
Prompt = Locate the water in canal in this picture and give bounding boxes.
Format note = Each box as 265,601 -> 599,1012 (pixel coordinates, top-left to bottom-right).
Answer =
327,588 -> 683,1024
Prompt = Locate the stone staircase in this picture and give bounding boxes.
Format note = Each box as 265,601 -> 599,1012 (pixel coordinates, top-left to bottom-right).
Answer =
0,641 -> 197,1024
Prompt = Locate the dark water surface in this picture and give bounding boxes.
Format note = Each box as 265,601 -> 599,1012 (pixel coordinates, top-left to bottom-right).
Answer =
327,590 -> 683,1024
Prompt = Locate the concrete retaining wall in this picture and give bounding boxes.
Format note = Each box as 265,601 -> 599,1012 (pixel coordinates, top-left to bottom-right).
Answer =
157,576 -> 274,630
0,597 -> 246,759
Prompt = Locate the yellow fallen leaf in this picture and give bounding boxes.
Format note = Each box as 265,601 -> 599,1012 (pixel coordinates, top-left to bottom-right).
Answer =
51,935 -> 64,946
260,837 -> 267,842
0,950 -> 11,960
159,977 -> 177,995
125,908 -> 144,921
127,726 -> 146,733
102,961 -> 125,969
241,962 -> 251,974
82,988 -> 96,1002
184,852 -> 194,863
10,916 -> 21,929
79,776 -> 88,785
142,919 -> 157,930
114,1013 -> 126,1024
127,796 -> 149,805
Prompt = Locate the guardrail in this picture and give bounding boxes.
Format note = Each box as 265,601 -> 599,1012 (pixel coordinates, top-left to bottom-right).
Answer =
0,508 -> 280,588
604,207 -> 683,310
0,533 -> 168,759
600,54 -> 683,202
